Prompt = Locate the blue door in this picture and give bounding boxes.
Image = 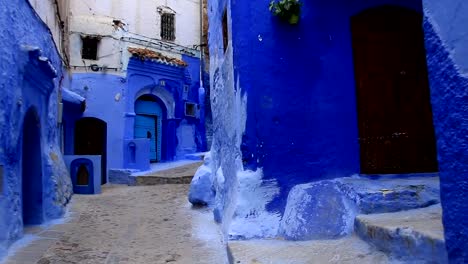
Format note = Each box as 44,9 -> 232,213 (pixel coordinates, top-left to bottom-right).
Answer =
135,98 -> 163,162
70,158 -> 94,194
135,115 -> 157,161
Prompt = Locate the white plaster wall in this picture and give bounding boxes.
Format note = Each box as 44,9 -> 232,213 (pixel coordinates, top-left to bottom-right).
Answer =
29,0 -> 69,59
68,0 -> 200,72
70,0 -> 200,46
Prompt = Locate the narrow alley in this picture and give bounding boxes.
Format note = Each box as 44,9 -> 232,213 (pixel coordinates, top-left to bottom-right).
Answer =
1,0 -> 468,263
4,184 -> 227,264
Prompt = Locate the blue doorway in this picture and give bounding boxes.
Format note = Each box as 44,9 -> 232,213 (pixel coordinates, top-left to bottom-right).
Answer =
74,117 -> 107,184
22,108 -> 43,225
135,96 -> 164,162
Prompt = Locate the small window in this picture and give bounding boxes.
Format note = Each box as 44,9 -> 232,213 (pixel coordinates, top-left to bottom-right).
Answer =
159,80 -> 166,86
185,102 -> 197,117
184,85 -> 189,93
81,36 -> 99,60
161,13 -> 175,41
222,9 -> 228,53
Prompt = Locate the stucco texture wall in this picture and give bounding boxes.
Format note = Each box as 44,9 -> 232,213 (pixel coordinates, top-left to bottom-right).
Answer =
69,0 -> 200,48
423,1 -> 468,262
231,0 -> 423,214
207,0 -> 446,239
0,0 -> 73,258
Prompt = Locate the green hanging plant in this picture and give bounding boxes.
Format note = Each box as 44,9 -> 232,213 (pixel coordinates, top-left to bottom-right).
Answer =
269,0 -> 301,25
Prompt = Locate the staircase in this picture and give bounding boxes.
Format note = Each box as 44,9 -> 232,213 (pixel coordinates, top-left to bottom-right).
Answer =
227,175 -> 448,263
129,161 -> 203,185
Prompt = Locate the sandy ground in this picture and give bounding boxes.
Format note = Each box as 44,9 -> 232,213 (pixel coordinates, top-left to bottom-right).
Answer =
229,236 -> 393,264
4,184 -> 227,264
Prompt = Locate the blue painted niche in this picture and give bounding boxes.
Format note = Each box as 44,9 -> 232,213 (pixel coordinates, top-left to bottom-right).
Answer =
70,158 -> 94,194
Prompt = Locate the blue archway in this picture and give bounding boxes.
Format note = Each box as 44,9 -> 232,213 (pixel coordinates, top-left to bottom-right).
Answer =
22,107 -> 43,225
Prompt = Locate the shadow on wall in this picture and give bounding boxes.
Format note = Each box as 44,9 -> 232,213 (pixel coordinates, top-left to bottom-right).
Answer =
22,107 -> 43,225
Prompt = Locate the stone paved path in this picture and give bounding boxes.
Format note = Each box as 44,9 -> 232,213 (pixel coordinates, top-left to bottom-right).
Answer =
3,184 -> 227,264
133,162 -> 204,185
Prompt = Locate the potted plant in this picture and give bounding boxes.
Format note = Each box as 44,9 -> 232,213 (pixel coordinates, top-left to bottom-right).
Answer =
269,0 -> 302,25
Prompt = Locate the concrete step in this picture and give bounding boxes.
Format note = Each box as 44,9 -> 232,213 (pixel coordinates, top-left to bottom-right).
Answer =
228,235 -> 390,264
129,161 -> 203,185
354,204 -> 447,263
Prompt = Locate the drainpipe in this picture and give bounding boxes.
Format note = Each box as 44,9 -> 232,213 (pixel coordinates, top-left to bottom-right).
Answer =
198,0 -> 207,150
199,0 -> 204,88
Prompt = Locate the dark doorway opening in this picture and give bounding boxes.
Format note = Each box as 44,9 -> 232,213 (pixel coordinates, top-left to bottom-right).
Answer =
22,108 -> 43,225
75,117 -> 107,184
351,5 -> 438,174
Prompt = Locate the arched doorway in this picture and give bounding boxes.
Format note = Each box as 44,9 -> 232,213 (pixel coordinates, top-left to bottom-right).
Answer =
135,95 -> 164,162
74,117 -> 107,184
22,107 -> 43,225
351,5 -> 438,174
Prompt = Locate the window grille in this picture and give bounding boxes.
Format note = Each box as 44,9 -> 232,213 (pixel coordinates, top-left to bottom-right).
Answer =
161,13 -> 175,41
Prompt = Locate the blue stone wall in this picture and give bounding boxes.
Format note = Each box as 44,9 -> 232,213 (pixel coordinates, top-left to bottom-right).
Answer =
64,55 -> 206,173
0,0 -> 73,258
214,0 -> 424,217
423,1 -> 468,261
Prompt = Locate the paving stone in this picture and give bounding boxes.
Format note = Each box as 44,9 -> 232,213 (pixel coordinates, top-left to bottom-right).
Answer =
1,184 -> 227,264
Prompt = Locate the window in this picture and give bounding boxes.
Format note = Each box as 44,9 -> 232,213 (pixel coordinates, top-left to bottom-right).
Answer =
81,36 -> 99,60
222,9 -> 228,53
185,102 -> 197,117
184,85 -> 189,93
161,13 -> 175,41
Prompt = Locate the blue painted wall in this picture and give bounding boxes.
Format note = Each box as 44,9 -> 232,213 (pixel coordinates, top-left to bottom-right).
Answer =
0,0 -> 73,258
423,1 -> 468,262
64,55 -> 207,173
64,73 -> 127,172
225,0 -> 424,214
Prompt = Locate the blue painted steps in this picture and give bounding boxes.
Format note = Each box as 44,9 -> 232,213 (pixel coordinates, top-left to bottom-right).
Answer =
354,204 -> 448,263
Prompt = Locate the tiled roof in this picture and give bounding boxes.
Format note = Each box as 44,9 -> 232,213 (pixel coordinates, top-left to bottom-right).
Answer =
128,47 -> 188,67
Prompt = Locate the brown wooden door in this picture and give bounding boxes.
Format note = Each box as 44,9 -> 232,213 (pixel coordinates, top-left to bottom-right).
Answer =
351,6 -> 438,174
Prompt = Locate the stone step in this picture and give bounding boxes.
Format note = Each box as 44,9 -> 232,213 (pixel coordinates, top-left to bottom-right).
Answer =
129,161 -> 203,186
354,204 -> 448,263
228,235 -> 390,264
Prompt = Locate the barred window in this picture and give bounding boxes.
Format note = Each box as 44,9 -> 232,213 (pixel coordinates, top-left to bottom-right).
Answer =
161,13 -> 175,41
